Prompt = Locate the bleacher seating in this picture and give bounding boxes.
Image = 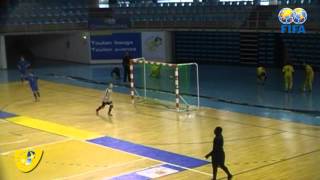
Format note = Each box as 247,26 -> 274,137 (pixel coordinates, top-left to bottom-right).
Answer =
0,0 -> 88,32
127,2 -> 261,29
0,1 -> 318,66
282,34 -> 320,67
0,0 -> 319,33
174,31 -> 241,63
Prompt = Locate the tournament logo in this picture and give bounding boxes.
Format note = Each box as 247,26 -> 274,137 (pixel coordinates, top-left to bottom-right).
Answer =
14,148 -> 43,173
278,8 -> 307,33
145,36 -> 163,52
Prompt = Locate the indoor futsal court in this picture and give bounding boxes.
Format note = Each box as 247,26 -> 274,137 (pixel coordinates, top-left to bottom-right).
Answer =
1,0 -> 320,180
1,62 -> 320,180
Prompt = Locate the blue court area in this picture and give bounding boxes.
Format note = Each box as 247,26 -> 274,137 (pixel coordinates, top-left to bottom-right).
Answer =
89,136 -> 209,168
1,60 -> 320,125
89,136 -> 207,179
0,111 -> 16,119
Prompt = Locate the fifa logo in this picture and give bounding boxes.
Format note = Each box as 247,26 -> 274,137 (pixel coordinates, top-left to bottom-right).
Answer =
278,8 -> 307,33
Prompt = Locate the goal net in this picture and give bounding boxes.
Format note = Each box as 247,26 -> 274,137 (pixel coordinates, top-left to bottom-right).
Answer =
129,57 -> 199,111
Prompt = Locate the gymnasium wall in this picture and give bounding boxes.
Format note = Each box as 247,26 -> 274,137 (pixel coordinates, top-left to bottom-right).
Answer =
5,35 -> 37,68
28,32 -> 91,64
0,35 -> 7,69
5,31 -> 172,66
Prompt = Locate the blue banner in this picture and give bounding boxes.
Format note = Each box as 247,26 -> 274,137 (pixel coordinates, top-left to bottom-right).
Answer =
90,33 -> 142,60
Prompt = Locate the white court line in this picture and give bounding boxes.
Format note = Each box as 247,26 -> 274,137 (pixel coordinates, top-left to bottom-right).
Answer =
0,119 -> 8,123
54,157 -> 147,180
0,139 -> 28,146
0,138 -> 72,156
105,163 -> 165,180
84,140 -> 212,177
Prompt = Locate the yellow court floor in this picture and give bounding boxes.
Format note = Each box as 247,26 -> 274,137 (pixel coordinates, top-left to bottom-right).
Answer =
1,80 -> 320,180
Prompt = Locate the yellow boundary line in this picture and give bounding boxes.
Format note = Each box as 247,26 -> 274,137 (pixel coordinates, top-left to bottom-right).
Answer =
6,116 -> 102,140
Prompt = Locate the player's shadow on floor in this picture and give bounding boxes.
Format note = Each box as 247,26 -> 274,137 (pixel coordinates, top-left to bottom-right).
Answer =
98,115 -> 113,123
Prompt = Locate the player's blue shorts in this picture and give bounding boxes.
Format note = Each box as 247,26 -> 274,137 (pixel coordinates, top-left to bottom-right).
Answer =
30,84 -> 38,92
19,70 -> 27,77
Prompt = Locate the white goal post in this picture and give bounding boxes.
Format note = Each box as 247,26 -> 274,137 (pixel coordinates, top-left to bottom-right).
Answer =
129,57 -> 200,111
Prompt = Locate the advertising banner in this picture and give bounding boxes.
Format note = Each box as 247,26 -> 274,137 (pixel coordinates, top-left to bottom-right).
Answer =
141,32 -> 166,60
90,33 -> 142,60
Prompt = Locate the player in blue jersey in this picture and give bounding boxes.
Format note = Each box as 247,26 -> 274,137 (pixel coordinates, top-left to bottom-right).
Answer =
26,71 -> 40,102
17,56 -> 31,83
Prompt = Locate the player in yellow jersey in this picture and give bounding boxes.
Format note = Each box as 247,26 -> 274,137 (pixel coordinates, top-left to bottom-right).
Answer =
303,63 -> 314,92
257,65 -> 267,85
282,63 -> 294,92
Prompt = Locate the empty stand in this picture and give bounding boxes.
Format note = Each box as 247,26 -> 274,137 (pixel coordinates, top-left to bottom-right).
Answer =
0,0 -> 88,33
240,32 -> 258,65
174,31 -> 240,63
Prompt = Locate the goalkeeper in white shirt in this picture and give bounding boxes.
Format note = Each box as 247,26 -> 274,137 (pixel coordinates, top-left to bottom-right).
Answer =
96,83 -> 114,116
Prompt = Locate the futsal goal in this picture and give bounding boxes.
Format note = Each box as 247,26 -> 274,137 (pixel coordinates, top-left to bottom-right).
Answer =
129,57 -> 199,111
